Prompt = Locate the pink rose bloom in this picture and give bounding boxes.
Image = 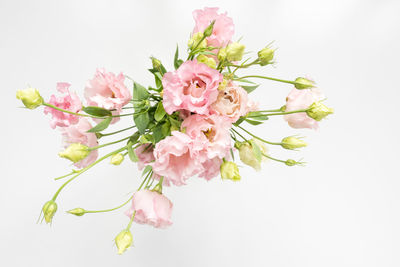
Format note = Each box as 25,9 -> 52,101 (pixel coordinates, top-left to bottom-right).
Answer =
60,118 -> 98,168
152,131 -> 203,186
285,88 -> 324,130
135,144 -> 155,171
198,156 -> 223,181
84,68 -> 131,124
210,82 -> 251,123
193,7 -> 234,48
162,60 -> 223,115
44,82 -> 82,129
182,114 -> 232,160
125,190 -> 173,229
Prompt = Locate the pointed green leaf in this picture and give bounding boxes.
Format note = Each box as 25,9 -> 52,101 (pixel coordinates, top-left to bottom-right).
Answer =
241,84 -> 260,94
174,45 -> 181,69
82,106 -> 112,117
134,112 -> 150,134
141,165 -> 152,177
127,143 -> 138,162
154,102 -> 166,121
87,117 -> 112,133
133,82 -> 149,101
245,119 -> 263,125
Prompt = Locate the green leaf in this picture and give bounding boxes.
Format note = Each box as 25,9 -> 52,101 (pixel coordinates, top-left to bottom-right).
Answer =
82,106 -> 112,117
154,72 -> 163,89
153,123 -> 164,143
141,165 -> 152,177
127,142 -> 138,162
245,119 -> 263,125
197,51 -> 217,56
241,84 -> 260,94
247,111 -> 269,121
154,102 -> 166,121
169,117 -> 181,131
233,117 -> 246,126
250,140 -> 262,162
129,132 -> 140,144
174,45 -> 181,69
87,117 -> 112,133
161,120 -> 171,136
133,82 -> 149,102
134,112 -> 150,134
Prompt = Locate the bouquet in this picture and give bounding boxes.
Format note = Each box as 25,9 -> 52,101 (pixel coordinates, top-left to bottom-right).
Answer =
16,7 -> 333,254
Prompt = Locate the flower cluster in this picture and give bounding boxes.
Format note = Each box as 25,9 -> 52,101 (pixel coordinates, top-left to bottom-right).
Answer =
16,7 -> 333,254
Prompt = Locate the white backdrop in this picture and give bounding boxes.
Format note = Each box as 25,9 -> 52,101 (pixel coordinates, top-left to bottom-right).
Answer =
1,0 -> 400,266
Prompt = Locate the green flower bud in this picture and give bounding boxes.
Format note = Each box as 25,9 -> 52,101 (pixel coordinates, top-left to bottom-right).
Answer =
281,136 -> 307,150
226,42 -> 246,61
217,47 -> 227,62
238,139 -> 268,171
285,159 -> 297,166
151,57 -> 161,69
110,153 -> 124,165
67,208 -> 86,216
294,77 -> 315,89
197,54 -> 217,69
16,87 -> 43,109
42,200 -> 57,224
306,101 -> 334,121
220,161 -> 241,181
115,229 -> 133,255
188,32 -> 207,49
59,143 -> 90,163
218,78 -> 229,91
203,20 -> 215,37
258,47 -> 275,66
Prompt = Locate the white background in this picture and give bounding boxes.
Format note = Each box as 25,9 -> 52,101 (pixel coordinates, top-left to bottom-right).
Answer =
1,0 -> 400,266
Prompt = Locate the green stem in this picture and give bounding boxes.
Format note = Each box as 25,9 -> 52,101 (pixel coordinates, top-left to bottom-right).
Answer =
126,211 -> 136,230
248,109 -> 307,117
43,103 -> 93,118
231,128 -> 249,143
254,109 -> 283,113
235,125 -> 281,145
262,153 -> 287,164
89,136 -> 131,151
188,35 -> 207,60
51,146 -> 127,201
229,59 -> 259,68
234,75 -> 296,86
99,126 -> 136,137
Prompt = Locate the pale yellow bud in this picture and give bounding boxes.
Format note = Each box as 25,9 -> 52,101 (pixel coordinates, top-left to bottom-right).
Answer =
42,200 -> 57,224
281,136 -> 307,150
110,153 -> 124,165
238,139 -> 268,171
258,47 -> 275,66
16,87 -> 43,109
218,47 -> 227,62
226,42 -> 245,61
306,101 -> 334,121
294,77 -> 315,89
220,161 -> 241,181
115,230 -> 133,255
67,208 -> 86,216
59,143 -> 90,163
218,78 -> 229,91
197,55 -> 217,69
188,32 -> 207,49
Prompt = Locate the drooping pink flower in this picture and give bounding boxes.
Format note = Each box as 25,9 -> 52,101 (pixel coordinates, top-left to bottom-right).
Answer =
284,88 -> 324,130
44,82 -> 82,129
135,144 -> 155,171
152,131 -> 203,186
210,82 -> 251,123
162,60 -> 223,115
60,118 -> 98,168
125,190 -> 173,229
192,7 -> 234,48
198,156 -> 223,181
182,114 -> 232,160
84,68 -> 131,124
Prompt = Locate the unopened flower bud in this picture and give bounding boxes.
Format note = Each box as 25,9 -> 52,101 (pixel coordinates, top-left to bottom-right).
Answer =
67,208 -> 86,216
16,87 -> 43,109
115,229 -> 133,255
151,57 -> 161,69
152,183 -> 163,194
110,153 -> 124,165
258,47 -> 275,66
281,136 -> 307,150
197,55 -> 217,69
203,20 -> 215,37
294,77 -> 315,89
285,159 -> 298,166
217,47 -> 227,62
306,101 -> 334,121
59,143 -> 90,163
220,161 -> 241,181
238,139 -> 268,171
42,200 -> 57,224
218,78 -> 229,91
226,42 -> 245,61
188,32 -> 207,49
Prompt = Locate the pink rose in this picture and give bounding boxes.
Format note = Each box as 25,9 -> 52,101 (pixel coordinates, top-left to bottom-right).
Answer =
162,60 -> 223,115
60,118 -> 98,168
284,88 -> 324,130
193,7 -> 234,48
125,190 -> 173,229
135,144 -> 155,171
210,82 -> 251,123
182,114 -> 232,160
152,131 -> 203,186
198,156 -> 223,181
84,68 -> 131,124
44,82 -> 82,129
